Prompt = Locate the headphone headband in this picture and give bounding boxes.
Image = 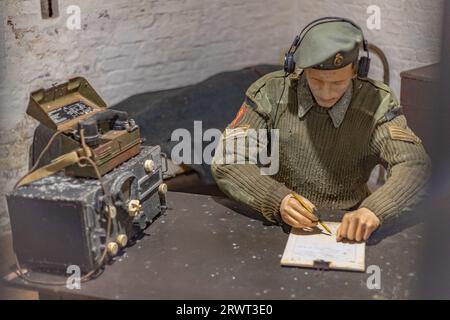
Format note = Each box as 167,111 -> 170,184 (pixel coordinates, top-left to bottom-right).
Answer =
291,17 -> 367,56
284,16 -> 370,78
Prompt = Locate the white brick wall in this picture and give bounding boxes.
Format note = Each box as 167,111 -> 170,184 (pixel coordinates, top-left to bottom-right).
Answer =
291,0 -> 443,96
0,0 -> 444,234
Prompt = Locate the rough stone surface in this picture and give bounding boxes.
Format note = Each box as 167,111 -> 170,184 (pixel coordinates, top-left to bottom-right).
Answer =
0,0 -> 443,234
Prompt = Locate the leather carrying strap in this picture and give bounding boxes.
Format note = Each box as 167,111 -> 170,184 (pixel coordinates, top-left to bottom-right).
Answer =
16,148 -> 91,187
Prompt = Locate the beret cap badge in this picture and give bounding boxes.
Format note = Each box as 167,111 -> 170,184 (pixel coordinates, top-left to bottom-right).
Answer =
333,53 -> 344,67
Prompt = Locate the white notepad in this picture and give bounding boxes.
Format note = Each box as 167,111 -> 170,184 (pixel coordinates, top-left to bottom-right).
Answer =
280,221 -> 365,272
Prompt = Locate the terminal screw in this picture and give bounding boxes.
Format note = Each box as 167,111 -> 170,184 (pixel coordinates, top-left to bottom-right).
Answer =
107,242 -> 119,256
116,234 -> 128,248
127,199 -> 142,217
144,160 -> 155,173
158,183 -> 168,195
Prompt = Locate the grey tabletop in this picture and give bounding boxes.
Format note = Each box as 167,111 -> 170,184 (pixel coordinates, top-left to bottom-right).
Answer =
3,191 -> 423,299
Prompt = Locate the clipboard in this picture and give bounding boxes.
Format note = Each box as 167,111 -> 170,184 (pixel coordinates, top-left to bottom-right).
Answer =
280,221 -> 365,272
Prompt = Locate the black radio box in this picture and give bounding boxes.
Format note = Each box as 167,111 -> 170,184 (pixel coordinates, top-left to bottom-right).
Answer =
7,145 -> 166,273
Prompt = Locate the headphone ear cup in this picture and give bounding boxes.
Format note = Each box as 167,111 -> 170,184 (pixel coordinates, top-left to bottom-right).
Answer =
284,53 -> 296,74
357,56 -> 371,78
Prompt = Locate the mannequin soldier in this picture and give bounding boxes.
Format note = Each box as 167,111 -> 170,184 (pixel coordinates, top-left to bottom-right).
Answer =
211,17 -> 431,241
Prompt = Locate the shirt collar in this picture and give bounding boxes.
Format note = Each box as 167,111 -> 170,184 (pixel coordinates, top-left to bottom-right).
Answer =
297,73 -> 353,128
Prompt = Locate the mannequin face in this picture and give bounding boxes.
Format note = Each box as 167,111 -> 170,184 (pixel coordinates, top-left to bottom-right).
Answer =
305,63 -> 357,108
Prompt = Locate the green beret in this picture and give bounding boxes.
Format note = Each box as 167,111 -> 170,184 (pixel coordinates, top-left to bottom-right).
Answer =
294,21 -> 363,70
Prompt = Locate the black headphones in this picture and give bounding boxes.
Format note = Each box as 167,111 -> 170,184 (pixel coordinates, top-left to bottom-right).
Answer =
269,17 -> 370,156
284,16 -> 371,78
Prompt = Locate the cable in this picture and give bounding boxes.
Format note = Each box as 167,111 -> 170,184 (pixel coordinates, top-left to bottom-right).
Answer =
267,71 -> 289,156
368,43 -> 389,85
273,72 -> 289,129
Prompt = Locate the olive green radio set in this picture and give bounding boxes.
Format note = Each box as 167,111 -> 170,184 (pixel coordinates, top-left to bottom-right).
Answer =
24,77 -> 142,179
7,77 -> 167,281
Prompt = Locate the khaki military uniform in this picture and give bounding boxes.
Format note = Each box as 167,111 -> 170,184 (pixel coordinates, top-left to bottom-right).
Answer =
211,70 -> 431,225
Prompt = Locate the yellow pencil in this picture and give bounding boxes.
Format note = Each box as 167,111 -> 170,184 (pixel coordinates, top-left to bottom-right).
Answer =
290,192 -> 332,235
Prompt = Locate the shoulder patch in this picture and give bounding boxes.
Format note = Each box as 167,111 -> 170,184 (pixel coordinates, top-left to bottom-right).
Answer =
388,125 -> 422,144
223,124 -> 250,141
230,103 -> 249,128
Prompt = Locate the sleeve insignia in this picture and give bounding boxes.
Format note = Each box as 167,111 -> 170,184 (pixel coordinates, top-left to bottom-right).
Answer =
230,103 -> 248,128
388,125 -> 422,144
